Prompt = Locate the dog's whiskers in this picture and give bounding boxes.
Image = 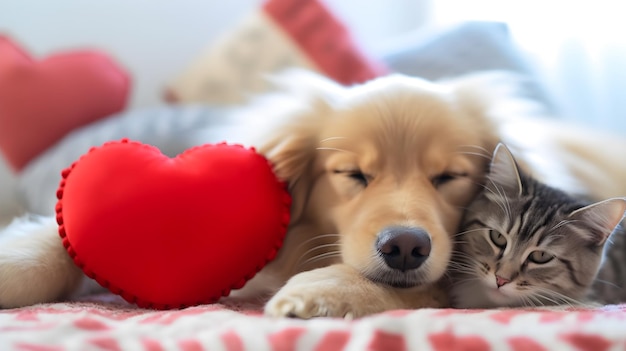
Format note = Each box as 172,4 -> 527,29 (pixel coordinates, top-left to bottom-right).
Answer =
295,243 -> 342,268
293,233 -> 341,253
319,136 -> 348,144
292,233 -> 342,270
298,251 -> 342,269
316,147 -> 355,155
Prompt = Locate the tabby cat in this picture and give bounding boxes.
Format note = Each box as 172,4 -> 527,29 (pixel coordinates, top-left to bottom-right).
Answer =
450,143 -> 626,308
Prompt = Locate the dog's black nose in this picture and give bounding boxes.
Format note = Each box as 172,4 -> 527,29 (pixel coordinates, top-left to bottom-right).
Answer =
376,226 -> 431,271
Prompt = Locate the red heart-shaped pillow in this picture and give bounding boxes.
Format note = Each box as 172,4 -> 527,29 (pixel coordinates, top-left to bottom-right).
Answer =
0,36 -> 130,171
56,140 -> 291,309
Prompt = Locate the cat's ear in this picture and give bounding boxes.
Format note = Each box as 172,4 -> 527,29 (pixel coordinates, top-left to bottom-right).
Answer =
486,143 -> 523,197
568,197 -> 626,245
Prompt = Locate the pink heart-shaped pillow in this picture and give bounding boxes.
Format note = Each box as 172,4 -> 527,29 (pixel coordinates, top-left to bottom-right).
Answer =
56,140 -> 291,309
0,36 -> 130,171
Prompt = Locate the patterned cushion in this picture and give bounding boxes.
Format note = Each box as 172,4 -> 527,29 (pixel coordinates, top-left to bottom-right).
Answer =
0,35 -> 130,171
164,0 -> 387,104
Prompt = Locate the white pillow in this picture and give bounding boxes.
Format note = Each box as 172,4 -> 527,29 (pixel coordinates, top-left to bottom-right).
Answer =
379,21 -> 556,111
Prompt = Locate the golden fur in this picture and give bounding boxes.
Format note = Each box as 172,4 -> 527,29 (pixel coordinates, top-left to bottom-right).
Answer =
235,72 -> 502,317
1,70 -> 624,319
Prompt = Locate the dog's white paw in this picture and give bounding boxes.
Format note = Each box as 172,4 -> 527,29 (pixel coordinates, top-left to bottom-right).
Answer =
263,265 -> 395,319
265,287 -> 355,319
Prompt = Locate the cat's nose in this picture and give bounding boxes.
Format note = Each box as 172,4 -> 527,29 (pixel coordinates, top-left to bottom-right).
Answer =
496,275 -> 510,287
376,226 -> 431,272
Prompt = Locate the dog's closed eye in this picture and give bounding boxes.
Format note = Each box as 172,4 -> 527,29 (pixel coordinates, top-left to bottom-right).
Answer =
334,169 -> 371,187
431,172 -> 468,188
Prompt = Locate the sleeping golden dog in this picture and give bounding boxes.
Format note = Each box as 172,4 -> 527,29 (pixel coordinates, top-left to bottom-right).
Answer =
244,72 -> 501,317
1,70 -> 624,318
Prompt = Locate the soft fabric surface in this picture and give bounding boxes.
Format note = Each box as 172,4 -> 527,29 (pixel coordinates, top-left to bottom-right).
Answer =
1,294 -> 625,350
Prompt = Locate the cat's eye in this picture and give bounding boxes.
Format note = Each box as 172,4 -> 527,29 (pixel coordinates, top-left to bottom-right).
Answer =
489,230 -> 507,249
528,250 -> 554,264
334,169 -> 370,187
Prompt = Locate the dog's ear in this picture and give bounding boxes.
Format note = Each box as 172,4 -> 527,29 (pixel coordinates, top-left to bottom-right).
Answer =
260,70 -> 342,181
258,70 -> 345,223
259,115 -> 320,224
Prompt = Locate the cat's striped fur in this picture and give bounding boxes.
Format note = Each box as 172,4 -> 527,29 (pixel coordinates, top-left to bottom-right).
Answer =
450,144 -> 626,308
590,223 -> 626,304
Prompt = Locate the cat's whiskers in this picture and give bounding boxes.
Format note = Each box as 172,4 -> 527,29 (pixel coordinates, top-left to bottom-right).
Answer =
517,295 -> 532,308
450,249 -> 483,261
493,181 -> 514,223
453,227 -> 489,238
448,256 -> 475,264
447,261 -> 476,272
483,179 -> 513,222
533,287 -> 582,307
448,268 -> 478,276
457,145 -> 492,160
543,288 -> 584,306
449,251 -> 484,273
525,294 -> 543,308
448,262 -> 482,274
550,219 -> 580,231
449,254 -> 481,266
538,293 -> 567,307
456,150 -> 492,160
527,296 -> 541,308
449,275 -> 484,287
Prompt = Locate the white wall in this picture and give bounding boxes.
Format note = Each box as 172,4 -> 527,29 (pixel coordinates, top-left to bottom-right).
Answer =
0,1 -> 243,215
0,0 -> 429,108
2,0 -> 260,216
0,0 -> 430,217
433,0 -> 626,135
4,0 -> 623,218
0,0 -> 264,108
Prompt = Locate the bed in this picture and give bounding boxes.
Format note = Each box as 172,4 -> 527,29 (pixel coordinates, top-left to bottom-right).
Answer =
1,1 -> 625,350
2,295 -> 625,350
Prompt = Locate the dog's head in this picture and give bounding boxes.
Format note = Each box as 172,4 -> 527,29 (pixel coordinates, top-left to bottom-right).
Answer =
260,71 -> 500,288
